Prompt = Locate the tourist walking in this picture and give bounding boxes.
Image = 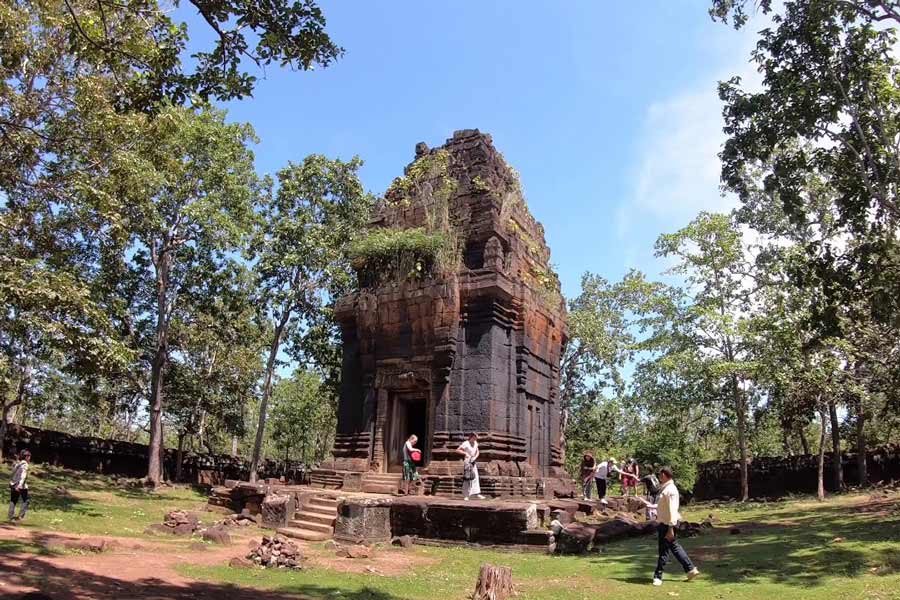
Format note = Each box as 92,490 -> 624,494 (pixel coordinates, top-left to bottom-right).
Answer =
401,435 -> 421,495
580,452 -> 596,500
457,433 -> 485,500
8,449 -> 31,522
594,457 -> 615,501
622,459 -> 640,496
648,466 -> 699,586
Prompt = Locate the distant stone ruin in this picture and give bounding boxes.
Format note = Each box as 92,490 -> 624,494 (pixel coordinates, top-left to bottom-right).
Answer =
314,130 -> 573,498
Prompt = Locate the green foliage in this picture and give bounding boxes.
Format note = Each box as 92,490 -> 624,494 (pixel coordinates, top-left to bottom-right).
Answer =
385,149 -> 452,200
349,227 -> 451,281
269,370 -> 336,464
247,154 -> 371,479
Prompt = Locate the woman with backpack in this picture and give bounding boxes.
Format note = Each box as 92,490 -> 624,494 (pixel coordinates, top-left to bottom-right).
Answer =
457,433 -> 485,500
8,449 -> 31,522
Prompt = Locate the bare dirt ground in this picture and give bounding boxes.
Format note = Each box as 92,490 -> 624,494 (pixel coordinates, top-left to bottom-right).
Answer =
0,524 -> 431,600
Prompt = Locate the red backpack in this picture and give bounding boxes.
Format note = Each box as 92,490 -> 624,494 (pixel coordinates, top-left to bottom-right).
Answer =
410,449 -> 422,462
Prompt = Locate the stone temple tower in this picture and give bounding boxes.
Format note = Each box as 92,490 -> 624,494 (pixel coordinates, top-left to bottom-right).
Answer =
313,130 -> 573,498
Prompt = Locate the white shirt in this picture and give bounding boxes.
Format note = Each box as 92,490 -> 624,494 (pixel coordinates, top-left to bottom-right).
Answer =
457,440 -> 478,462
657,480 -> 682,526
595,461 -> 610,479
10,460 -> 28,489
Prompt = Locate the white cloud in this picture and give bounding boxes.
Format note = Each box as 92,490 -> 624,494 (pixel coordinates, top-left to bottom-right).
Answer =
616,31 -> 764,276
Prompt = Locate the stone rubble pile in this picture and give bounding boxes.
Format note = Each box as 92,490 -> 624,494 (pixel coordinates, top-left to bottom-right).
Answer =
217,509 -> 258,528
143,509 -> 232,544
145,510 -> 203,536
247,534 -> 306,569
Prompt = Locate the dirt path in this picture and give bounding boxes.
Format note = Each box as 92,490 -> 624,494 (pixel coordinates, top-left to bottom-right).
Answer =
0,524 -> 255,599
0,523 -> 430,600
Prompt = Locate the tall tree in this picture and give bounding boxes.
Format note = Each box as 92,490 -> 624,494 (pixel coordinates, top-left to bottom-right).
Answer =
269,369 -> 336,464
560,271 -> 661,453
88,104 -> 259,484
166,262 -> 263,478
654,212 -> 757,500
716,0 -> 900,481
247,155 -> 371,482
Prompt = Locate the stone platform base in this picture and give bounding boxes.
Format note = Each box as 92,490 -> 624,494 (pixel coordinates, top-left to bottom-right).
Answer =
334,495 -> 595,548
309,467 -> 576,499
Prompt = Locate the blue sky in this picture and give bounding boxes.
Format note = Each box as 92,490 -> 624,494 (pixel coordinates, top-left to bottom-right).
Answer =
179,1 -> 761,299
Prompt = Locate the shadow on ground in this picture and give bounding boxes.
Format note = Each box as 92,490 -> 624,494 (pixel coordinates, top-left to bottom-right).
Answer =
604,496 -> 900,587
1,552 -> 404,600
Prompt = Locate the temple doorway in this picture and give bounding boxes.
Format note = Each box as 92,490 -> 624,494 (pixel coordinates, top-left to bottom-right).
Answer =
385,393 -> 429,473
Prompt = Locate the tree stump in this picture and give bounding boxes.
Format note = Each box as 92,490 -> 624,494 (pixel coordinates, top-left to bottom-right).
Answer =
472,563 -> 513,600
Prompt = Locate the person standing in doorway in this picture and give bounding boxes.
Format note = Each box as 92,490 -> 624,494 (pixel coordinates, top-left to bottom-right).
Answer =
580,452 -> 596,500
401,435 -> 421,495
8,449 -> 31,522
457,433 -> 485,500
594,457 -> 615,502
651,466 -> 700,586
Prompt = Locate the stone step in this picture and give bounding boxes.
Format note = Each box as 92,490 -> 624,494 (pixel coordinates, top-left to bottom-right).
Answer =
362,483 -> 399,494
293,510 -> 335,526
288,518 -> 333,534
277,526 -> 332,542
365,474 -> 402,482
305,501 -> 338,515
308,495 -> 340,505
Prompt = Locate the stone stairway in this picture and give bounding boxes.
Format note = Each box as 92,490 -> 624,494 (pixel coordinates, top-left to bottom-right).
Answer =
362,472 -> 402,494
277,495 -> 339,541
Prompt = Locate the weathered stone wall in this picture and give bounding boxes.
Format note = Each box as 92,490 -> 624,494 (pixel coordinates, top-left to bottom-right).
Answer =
2,424 -> 305,484
694,445 -> 900,500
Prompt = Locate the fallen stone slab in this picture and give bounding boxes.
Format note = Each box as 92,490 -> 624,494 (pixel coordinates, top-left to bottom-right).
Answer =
556,522 -> 596,554
229,556 -> 255,568
201,526 -> 232,545
391,535 -> 414,548
336,544 -> 373,559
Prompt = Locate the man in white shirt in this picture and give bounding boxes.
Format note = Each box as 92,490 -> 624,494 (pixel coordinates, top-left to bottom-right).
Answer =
594,457 -> 615,501
652,466 -> 699,586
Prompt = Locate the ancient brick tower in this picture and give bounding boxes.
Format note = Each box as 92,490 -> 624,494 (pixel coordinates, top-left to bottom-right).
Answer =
315,130 -> 573,498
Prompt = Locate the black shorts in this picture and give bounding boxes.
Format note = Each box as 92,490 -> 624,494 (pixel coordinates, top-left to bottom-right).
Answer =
9,484 -> 28,504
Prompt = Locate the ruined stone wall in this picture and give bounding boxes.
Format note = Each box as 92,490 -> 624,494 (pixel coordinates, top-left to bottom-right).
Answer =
694,445 -> 900,500
2,424 -> 305,484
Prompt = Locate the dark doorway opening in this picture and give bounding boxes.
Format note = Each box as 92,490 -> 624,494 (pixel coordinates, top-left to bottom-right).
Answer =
386,394 -> 429,473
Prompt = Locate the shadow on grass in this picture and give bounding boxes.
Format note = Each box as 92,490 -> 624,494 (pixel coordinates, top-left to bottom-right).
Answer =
1,464 -> 206,525
0,534 -> 60,557
605,499 -> 900,587
2,551 -> 406,600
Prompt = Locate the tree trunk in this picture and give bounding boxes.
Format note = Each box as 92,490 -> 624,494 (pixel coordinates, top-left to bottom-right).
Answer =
1,368 -> 30,461
175,432 -> 185,483
781,423 -> 793,457
799,426 -> 811,455
0,404 -> 9,462
472,564 -> 514,600
828,398 -> 843,491
146,249 -> 170,486
249,317 -> 287,483
817,405 -> 827,502
231,435 -> 238,457
855,397 -> 868,487
732,376 -> 750,501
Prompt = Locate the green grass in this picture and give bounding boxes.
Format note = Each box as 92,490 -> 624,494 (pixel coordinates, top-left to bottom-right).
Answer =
5,463 -> 900,600
2,463 -> 208,537
179,493 -> 900,600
